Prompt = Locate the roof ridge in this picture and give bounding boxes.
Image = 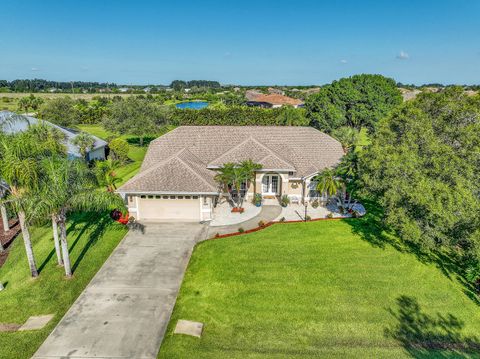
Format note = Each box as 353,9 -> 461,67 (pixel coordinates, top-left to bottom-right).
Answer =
174,156 -> 217,192
248,137 -> 296,169
120,147 -> 187,189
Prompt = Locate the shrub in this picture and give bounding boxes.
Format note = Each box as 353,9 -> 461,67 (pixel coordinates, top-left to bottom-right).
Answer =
311,199 -> 319,208
279,217 -> 286,222
326,213 -> 334,219
253,193 -> 262,206
280,195 -> 290,207
109,137 -> 129,163
238,227 -> 245,233
258,220 -> 265,227
214,233 -> 220,238
305,215 -> 311,221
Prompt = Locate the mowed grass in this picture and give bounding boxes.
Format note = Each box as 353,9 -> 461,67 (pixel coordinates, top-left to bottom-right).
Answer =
159,220 -> 480,359
0,212 -> 128,359
77,124 -> 148,186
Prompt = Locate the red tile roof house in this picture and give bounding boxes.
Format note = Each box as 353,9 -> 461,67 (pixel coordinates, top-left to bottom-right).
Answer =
117,126 -> 344,222
246,94 -> 305,108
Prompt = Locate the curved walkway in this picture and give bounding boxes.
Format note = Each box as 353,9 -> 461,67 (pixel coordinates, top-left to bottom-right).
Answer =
206,205 -> 282,238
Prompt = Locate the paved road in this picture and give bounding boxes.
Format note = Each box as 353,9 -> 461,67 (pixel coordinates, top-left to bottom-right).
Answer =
33,222 -> 206,359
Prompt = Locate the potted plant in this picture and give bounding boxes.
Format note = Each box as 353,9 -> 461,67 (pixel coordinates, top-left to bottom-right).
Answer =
311,199 -> 319,209
254,193 -> 262,207
280,194 -> 290,207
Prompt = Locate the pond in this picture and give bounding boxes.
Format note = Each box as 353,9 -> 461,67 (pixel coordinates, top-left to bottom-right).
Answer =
175,101 -> 209,110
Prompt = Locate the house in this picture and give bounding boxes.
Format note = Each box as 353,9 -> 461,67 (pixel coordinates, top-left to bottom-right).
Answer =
246,93 -> 304,108
0,111 -> 107,161
117,126 -> 343,222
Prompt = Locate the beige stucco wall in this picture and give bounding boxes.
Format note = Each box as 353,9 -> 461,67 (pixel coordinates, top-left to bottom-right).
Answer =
287,180 -> 303,196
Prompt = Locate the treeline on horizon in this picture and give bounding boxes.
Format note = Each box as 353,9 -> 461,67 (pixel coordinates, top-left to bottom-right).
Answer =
1,78 -> 479,93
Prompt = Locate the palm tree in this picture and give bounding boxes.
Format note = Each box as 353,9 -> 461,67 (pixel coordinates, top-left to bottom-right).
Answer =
0,124 -> 66,277
0,181 -> 9,237
314,168 -> 343,198
95,158 -> 122,192
215,160 -> 262,209
37,157 -> 125,277
331,126 -> 359,153
72,132 -> 95,160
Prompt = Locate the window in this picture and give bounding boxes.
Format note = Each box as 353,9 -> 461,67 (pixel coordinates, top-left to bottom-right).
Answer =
141,195 -> 146,199
185,196 -> 191,199
193,196 -> 199,199
169,195 -> 176,199
178,196 -> 184,199
162,195 -> 169,199
147,195 -> 154,199
155,195 -> 161,199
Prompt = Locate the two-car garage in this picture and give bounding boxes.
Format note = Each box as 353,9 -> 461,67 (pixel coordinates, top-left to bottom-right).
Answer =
126,194 -> 214,222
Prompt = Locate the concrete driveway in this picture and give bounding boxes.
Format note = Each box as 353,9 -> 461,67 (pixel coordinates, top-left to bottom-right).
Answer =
33,222 -> 207,359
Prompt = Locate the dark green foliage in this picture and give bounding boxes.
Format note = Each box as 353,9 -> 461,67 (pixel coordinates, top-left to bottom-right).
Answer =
306,74 -> 402,133
38,97 -> 79,127
170,80 -> 221,91
108,137 -> 129,163
360,87 -> 480,273
103,97 -> 167,146
170,106 -> 309,126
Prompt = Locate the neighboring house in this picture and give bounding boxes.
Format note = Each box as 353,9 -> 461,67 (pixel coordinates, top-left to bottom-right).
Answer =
246,93 -> 304,108
117,126 -> 343,222
0,111 -> 107,161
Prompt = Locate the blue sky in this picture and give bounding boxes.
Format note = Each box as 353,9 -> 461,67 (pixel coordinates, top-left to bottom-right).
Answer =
1,0 -> 479,85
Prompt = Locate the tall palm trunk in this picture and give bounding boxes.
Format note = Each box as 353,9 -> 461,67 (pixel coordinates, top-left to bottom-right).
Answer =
18,210 -> 38,278
58,209 -> 72,277
51,214 -> 63,266
1,204 -> 8,234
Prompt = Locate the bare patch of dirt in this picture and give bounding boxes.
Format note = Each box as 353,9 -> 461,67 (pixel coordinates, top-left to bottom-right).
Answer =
0,323 -> 21,332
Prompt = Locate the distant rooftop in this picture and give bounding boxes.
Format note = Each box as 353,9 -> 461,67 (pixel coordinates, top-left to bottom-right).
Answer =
0,111 -> 107,158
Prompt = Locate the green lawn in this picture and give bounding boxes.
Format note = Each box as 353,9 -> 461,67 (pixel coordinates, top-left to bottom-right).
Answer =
159,219 -> 480,358
0,212 -> 128,358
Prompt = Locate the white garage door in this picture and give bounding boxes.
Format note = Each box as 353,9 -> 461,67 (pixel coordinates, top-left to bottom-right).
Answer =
138,196 -> 200,221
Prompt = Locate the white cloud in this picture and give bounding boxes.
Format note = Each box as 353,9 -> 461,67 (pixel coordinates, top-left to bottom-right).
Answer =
340,59 -> 348,64
396,50 -> 409,60
31,67 -> 40,71
223,51 -> 232,58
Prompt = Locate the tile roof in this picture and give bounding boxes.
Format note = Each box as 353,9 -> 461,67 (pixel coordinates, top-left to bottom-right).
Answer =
119,126 -> 344,194
119,148 -> 217,193
250,94 -> 304,106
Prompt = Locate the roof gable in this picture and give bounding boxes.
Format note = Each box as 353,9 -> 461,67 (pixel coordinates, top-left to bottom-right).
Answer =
207,136 -> 295,170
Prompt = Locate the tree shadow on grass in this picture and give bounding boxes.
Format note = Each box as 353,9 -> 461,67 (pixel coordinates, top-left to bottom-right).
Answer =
343,199 -> 480,306
71,214 -> 118,274
385,295 -> 480,358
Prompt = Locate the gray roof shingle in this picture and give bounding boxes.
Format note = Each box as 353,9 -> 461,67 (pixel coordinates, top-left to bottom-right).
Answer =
119,126 -> 344,193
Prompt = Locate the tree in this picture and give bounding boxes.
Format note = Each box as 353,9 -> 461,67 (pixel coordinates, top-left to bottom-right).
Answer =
360,88 -> 480,271
331,126 -> 359,153
214,160 -> 262,209
103,97 -> 162,146
95,158 -> 122,192
72,132 -> 95,159
38,96 -> 78,126
108,137 -> 129,163
0,124 -> 66,277
314,168 -> 343,197
0,180 -> 9,236
37,157 -> 126,277
306,74 -> 402,133
275,106 -> 309,126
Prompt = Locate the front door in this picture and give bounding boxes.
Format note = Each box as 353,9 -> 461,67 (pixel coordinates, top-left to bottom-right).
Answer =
262,174 -> 279,195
